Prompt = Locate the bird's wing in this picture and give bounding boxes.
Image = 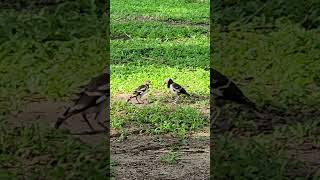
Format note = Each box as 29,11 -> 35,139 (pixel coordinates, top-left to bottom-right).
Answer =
96,95 -> 107,104
171,83 -> 182,92
97,84 -> 109,91
211,68 -> 257,108
133,84 -> 148,94
66,73 -> 109,115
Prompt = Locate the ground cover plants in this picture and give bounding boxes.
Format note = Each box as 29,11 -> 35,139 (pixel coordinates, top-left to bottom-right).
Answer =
211,1 -> 320,179
110,0 -> 210,178
0,0 -> 110,178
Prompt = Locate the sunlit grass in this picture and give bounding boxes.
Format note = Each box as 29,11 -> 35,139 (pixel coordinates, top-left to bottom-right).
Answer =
111,0 -> 209,23
0,1 -> 109,178
110,0 -> 209,138
111,65 -> 208,95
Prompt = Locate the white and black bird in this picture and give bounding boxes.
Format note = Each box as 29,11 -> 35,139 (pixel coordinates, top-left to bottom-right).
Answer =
127,80 -> 151,104
164,78 -> 190,103
55,71 -> 109,133
211,67 -> 262,124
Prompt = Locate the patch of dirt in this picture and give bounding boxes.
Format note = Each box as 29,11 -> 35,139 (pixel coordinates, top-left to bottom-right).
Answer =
111,129 -> 209,179
117,15 -> 209,28
114,93 -> 209,106
162,18 -> 209,28
286,140 -> 320,173
111,94 -> 210,180
112,93 -> 129,102
212,105 -> 320,135
8,101 -> 209,179
110,93 -> 210,179
111,33 -> 131,41
212,106 -> 320,176
7,101 -> 106,146
113,93 -> 151,106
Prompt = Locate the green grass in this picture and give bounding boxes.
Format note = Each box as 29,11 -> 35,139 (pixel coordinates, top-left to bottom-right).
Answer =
212,0 -> 320,29
211,2 -> 320,179
0,1 -> 110,178
211,134 -> 305,180
160,149 -> 180,164
112,0 -> 209,23
111,66 -> 208,95
3,0 -> 320,179
0,122 -> 109,179
0,5 -> 108,102
112,101 -> 207,138
110,0 -> 210,138
213,24 -> 320,109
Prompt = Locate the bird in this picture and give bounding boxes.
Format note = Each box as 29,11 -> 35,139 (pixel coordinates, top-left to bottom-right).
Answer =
211,67 -> 262,125
54,71 -> 110,133
127,80 -> 151,104
164,78 -> 190,103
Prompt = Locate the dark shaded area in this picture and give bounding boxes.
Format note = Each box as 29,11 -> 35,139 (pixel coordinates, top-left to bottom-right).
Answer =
213,0 -> 320,30
211,0 -> 320,179
0,0 -> 111,178
111,45 -> 208,69
0,0 -> 107,16
0,0 -> 59,10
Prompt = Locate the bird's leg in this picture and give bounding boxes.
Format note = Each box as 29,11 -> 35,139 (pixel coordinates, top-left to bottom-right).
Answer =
173,95 -> 179,104
55,116 -> 66,129
55,112 -> 73,129
94,101 -> 109,132
98,121 -> 108,131
135,96 -> 142,104
253,109 -> 266,119
139,96 -> 144,104
138,96 -> 144,104
94,112 -> 108,131
211,107 -> 220,128
136,96 -> 140,104
82,113 -> 95,132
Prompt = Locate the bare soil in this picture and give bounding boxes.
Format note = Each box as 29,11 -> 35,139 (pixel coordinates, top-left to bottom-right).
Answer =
11,100 -> 319,178
116,15 -> 209,28
111,130 -> 209,179
7,100 -> 210,179
7,100 -> 320,178
7,101 -> 106,146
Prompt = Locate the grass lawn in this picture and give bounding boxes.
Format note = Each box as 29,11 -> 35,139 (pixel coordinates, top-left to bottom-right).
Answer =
0,1 -> 110,178
2,0 -> 319,179
1,0 -> 210,178
110,0 -> 209,138
110,0 -> 210,178
211,1 -> 320,179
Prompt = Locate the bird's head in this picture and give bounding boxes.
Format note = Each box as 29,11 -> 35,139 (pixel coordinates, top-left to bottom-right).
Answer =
144,80 -> 151,85
164,78 -> 173,85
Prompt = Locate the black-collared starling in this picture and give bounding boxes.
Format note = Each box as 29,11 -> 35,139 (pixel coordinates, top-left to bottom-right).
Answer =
127,80 -> 151,104
211,67 -> 261,123
55,71 -> 109,132
164,78 -> 190,103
